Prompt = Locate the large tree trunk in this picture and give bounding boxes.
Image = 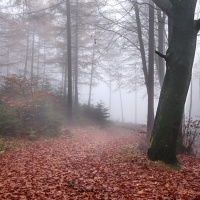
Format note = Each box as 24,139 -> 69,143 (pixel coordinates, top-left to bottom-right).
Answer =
148,1 -> 198,164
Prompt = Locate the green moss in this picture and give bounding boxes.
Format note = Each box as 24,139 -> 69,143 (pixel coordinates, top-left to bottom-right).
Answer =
166,48 -> 172,58
150,136 -> 154,147
159,115 -> 163,122
158,160 -> 180,170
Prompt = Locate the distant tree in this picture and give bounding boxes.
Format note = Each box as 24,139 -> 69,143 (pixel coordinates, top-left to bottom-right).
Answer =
156,9 -> 166,87
74,0 -> 79,107
82,101 -> 109,124
134,0 -> 155,136
66,0 -> 73,121
87,22 -> 97,107
147,0 -> 155,137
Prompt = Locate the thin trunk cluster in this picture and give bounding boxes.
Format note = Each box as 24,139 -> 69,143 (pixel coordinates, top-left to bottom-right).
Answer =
134,0 -> 155,137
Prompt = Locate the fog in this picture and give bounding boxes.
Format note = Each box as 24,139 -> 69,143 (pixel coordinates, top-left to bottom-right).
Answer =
0,2 -> 200,198
79,80 -> 200,125
79,56 -> 200,125
0,0 -> 200,128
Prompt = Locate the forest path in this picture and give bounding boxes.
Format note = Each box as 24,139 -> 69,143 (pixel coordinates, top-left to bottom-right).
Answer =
0,125 -> 199,199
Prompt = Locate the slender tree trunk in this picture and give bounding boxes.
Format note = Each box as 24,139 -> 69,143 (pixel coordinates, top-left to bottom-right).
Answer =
37,38 -> 40,77
147,0 -> 155,138
74,0 -> 79,107
88,38 -> 96,107
43,40 -> 47,85
148,1 -> 198,164
134,1 -> 150,131
66,0 -> 73,121
135,67 -> 137,124
7,49 -> 10,76
134,90 -> 137,124
24,27 -> 30,79
64,50 -> 67,98
88,62 -> 95,107
31,31 -> 35,85
119,84 -> 124,123
199,73 -> 200,100
109,69 -> 112,118
157,9 -> 165,87
188,81 -> 193,121
134,2 -> 148,82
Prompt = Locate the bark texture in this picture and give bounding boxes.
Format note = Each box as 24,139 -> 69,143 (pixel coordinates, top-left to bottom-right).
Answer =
148,0 -> 198,164
74,0 -> 79,107
147,0 -> 155,138
66,0 -> 73,121
134,0 -> 154,137
157,10 -> 165,87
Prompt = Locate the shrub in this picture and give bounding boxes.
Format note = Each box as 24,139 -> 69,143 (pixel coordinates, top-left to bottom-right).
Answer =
81,101 -> 109,124
182,117 -> 200,154
0,105 -> 21,136
0,75 -> 62,138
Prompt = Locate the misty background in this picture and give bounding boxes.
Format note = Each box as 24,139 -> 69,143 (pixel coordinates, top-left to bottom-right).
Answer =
0,0 -> 200,125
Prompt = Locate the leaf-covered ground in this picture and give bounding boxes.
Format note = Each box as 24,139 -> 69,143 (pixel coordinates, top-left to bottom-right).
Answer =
0,125 -> 199,199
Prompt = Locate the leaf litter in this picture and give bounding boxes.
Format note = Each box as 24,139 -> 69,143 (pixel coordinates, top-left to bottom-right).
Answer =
0,125 -> 199,199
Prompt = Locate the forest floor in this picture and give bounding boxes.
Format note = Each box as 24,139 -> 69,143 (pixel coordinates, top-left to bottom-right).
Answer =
0,124 -> 199,199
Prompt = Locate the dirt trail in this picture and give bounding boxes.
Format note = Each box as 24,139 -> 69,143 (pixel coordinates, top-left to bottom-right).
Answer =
0,125 -> 199,200
0,125 -> 143,199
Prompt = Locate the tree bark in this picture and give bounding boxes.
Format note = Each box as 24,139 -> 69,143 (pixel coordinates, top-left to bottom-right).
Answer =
66,0 -> 73,121
135,67 -> 137,124
157,9 -> 165,87
134,1 -> 154,136
24,27 -> 30,80
88,60 -> 95,107
31,31 -> 35,85
147,0 -> 155,138
109,69 -> 112,118
188,81 -> 193,121
7,49 -> 10,76
148,0 -> 198,164
43,40 -> 46,86
88,23 -> 97,107
119,84 -> 124,123
37,38 -> 40,77
74,0 -> 79,107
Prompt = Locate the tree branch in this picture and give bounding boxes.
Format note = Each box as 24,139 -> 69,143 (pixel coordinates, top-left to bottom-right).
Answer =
155,50 -> 167,61
151,0 -> 172,17
195,19 -> 200,33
